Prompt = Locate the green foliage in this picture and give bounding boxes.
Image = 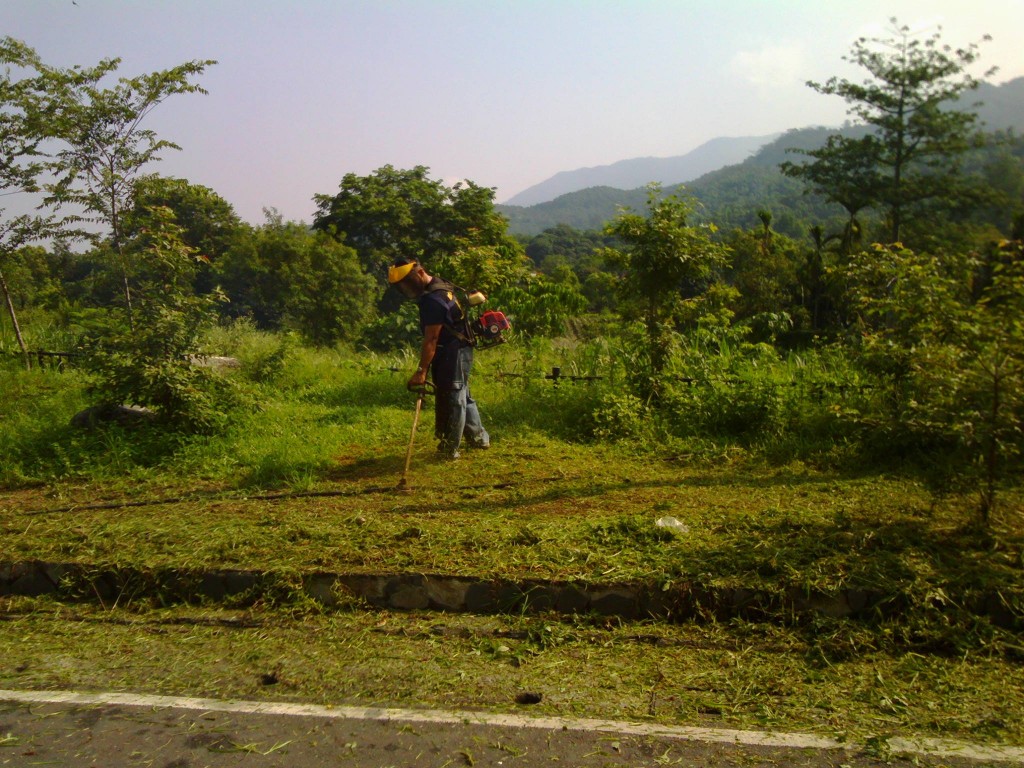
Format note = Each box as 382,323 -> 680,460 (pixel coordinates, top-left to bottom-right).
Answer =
586,390 -> 649,443
1,245 -> 67,311
216,212 -> 376,346
127,176 -> 242,259
312,165 -> 523,286
432,239 -> 530,295
1,37 -> 65,366
357,301 -> 420,353
724,213 -> 805,335
39,50 -> 215,327
844,241 -> 1024,521
492,273 -> 588,339
603,187 -> 731,396
44,57 -> 216,238
78,206 -> 236,432
784,20 -> 993,245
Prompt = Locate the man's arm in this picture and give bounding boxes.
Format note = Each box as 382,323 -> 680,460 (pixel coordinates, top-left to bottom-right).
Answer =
408,323 -> 443,388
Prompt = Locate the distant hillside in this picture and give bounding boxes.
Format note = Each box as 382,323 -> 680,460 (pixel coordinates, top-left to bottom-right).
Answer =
503,134 -> 779,207
498,77 -> 1024,237
498,129 -> 851,236
975,76 -> 1024,132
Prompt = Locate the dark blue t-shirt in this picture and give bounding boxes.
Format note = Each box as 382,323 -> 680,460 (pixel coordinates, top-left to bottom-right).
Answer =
417,278 -> 467,348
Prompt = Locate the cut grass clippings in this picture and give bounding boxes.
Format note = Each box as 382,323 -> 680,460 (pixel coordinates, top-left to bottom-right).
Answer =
1,598 -> 1022,749
3,449 -> 1017,587
3,444 -> 1022,660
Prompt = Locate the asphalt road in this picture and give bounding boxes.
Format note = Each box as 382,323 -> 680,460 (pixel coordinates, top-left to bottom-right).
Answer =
2,691 -> 1018,768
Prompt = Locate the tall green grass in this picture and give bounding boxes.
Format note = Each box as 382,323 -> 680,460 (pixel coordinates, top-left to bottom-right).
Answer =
0,321 -> 1019,506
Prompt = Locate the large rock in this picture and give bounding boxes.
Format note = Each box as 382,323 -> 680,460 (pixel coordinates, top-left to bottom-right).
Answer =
70,404 -> 157,429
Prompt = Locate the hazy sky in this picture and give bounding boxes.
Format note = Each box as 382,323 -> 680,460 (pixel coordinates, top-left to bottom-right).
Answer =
6,0 -> 1024,225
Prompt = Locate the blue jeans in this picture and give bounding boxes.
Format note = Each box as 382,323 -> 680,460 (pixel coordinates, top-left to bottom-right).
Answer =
433,344 -> 488,457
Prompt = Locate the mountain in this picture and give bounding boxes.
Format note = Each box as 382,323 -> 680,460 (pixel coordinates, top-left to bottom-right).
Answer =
498,77 -> 1024,237
497,129 -> 849,237
502,134 -> 780,207
974,77 -> 1024,132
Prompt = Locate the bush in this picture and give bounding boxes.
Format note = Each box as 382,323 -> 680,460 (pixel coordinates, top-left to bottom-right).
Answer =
586,390 -> 649,442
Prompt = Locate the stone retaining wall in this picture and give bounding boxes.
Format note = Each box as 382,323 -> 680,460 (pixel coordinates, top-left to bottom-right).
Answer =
1,560 -> 1019,628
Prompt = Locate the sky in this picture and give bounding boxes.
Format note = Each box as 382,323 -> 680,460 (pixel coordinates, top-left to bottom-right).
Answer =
5,0 -> 1024,225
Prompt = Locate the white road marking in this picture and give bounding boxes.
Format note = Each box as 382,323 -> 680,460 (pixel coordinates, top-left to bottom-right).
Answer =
1,688 -> 1022,763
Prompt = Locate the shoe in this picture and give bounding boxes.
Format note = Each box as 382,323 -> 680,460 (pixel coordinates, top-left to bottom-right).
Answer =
467,440 -> 490,450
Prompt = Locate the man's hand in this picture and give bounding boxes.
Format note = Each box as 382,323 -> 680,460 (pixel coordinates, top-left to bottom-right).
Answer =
407,367 -> 428,390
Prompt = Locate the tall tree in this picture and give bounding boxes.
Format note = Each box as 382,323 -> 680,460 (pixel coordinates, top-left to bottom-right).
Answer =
725,211 -> 805,337
602,186 -> 730,397
781,134 -> 876,255
0,38 -> 58,368
80,204 -> 234,431
217,210 -> 376,345
312,165 -> 525,290
125,175 -> 243,293
43,55 -> 216,329
783,19 -> 993,244
126,176 -> 242,261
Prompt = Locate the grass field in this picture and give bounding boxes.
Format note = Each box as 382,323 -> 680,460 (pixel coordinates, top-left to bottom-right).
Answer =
2,336 -> 1023,750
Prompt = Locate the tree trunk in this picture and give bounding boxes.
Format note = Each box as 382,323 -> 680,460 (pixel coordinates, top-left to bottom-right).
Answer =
0,268 -> 31,370
110,187 -> 136,332
980,360 -> 1002,526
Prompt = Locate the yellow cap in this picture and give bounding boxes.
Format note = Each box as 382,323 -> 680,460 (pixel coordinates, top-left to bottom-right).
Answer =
388,261 -> 416,284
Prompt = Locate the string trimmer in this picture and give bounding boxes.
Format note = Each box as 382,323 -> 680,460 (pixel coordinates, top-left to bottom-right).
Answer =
397,381 -> 434,490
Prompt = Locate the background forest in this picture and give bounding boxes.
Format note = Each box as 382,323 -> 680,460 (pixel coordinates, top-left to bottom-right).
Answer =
3,23 -> 1024,528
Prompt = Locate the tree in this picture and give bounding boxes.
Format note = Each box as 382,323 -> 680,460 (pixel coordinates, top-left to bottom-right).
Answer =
602,186 -> 731,397
725,211 -> 806,339
125,175 -> 244,293
44,54 -> 216,329
844,242 -> 1024,524
780,133 -> 876,254
2,245 -> 66,311
127,176 -> 242,260
784,19 -> 993,244
217,211 -> 376,346
492,274 -> 588,339
1,37 -> 60,368
79,205 -> 234,431
312,165 -> 525,289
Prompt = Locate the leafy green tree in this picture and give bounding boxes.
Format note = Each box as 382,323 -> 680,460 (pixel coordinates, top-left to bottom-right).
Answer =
312,165 -> 524,287
781,134 -> 876,254
127,176 -> 242,260
2,245 -> 66,311
971,133 -> 1024,238
79,205 -> 233,432
784,19 -> 993,244
432,239 -> 529,296
43,54 -> 216,329
845,242 -> 1024,524
493,274 -> 588,339
125,176 -> 244,293
1,37 -> 61,367
725,211 -> 806,339
803,225 -> 841,331
217,211 -> 375,345
525,224 -> 614,271
602,186 -> 731,396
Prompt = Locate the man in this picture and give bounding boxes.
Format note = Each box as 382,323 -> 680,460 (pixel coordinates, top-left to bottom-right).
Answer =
388,258 -> 489,459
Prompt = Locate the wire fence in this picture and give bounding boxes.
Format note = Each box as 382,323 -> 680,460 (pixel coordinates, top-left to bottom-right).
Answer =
2,349 -> 79,370
7,349 -> 877,397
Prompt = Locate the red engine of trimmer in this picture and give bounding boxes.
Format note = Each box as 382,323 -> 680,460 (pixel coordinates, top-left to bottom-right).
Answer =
472,310 -> 511,347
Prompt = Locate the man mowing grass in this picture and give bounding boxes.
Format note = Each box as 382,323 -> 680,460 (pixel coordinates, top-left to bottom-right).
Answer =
388,258 -> 490,460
